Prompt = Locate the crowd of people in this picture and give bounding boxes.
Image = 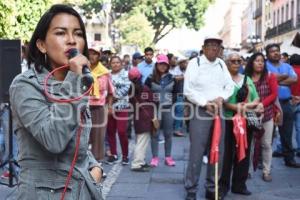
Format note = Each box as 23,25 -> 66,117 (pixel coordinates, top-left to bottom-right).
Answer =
1,4 -> 300,200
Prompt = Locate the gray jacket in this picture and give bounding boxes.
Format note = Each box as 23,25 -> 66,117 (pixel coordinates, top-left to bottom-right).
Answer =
9,68 -> 103,200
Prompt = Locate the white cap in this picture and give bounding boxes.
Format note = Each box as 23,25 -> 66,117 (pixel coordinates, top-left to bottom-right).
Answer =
177,55 -> 188,63
204,34 -> 223,44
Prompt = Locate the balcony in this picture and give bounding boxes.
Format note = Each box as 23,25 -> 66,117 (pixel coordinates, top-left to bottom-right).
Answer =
265,27 -> 278,39
253,7 -> 262,19
265,19 -> 295,40
278,19 -> 294,34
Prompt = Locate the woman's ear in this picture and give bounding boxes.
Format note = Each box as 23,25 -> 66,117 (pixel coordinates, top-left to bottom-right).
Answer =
36,39 -> 46,54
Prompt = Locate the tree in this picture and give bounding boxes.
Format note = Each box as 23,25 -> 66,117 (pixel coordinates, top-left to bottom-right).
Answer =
73,0 -> 214,44
0,0 -> 51,42
78,0 -> 103,19
115,9 -> 154,49
0,0 -> 17,39
141,0 -> 214,44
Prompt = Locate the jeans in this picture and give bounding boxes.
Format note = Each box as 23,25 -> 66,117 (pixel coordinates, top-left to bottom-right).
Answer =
173,95 -> 184,133
0,105 -> 9,163
0,105 -> 18,169
151,111 -> 173,157
294,104 -> 300,151
278,100 -> 295,163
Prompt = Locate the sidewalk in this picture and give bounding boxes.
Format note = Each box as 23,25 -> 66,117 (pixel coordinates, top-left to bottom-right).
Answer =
1,134 -> 300,200
104,135 -> 300,200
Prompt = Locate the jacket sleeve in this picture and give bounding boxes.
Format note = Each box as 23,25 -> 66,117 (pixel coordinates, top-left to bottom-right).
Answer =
9,71 -> 88,154
88,151 -> 102,170
262,74 -> 278,107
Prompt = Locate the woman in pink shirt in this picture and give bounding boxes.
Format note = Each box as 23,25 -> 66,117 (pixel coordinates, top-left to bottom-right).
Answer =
88,43 -> 114,161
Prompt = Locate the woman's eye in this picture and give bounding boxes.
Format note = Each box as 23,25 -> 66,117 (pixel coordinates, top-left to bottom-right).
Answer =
75,31 -> 83,37
55,31 -> 65,36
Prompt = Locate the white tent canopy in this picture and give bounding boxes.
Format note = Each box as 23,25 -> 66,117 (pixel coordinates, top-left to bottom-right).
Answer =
280,32 -> 300,55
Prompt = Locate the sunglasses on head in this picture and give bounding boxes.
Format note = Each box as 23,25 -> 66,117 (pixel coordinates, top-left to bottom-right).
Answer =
230,59 -> 242,64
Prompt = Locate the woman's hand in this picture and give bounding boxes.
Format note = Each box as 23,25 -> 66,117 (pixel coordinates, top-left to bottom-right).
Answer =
69,54 -> 90,75
255,103 -> 264,113
90,167 -> 103,183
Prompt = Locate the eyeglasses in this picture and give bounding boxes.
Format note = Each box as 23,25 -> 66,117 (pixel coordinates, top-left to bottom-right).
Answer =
229,59 -> 242,64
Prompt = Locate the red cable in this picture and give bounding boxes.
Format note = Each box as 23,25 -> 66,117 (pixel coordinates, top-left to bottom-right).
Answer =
44,65 -> 92,103
43,65 -> 92,200
60,114 -> 84,200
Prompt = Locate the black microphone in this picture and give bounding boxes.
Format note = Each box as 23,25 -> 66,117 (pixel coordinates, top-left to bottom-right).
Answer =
68,48 -> 94,89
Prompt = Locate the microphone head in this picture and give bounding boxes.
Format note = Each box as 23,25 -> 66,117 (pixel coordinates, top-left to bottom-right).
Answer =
67,48 -> 79,59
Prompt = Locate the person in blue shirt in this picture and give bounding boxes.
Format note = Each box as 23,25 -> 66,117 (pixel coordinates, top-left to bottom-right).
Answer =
265,43 -> 300,168
138,47 -> 155,84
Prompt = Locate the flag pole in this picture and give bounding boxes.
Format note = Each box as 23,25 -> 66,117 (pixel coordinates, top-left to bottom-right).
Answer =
215,162 -> 218,200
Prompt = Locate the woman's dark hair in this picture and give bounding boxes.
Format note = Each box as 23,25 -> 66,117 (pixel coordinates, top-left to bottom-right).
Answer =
28,4 -> 88,72
265,43 -> 280,56
151,63 -> 170,83
290,54 -> 300,66
244,52 -> 268,81
109,55 -> 122,64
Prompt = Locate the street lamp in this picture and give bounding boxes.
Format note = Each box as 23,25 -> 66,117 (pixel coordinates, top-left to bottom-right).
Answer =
246,34 -> 261,52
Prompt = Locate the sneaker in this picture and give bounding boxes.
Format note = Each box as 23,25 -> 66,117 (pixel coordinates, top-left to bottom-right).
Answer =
174,131 -> 184,137
158,138 -> 165,144
262,173 -> 272,182
131,164 -> 151,172
106,155 -> 118,165
150,157 -> 159,167
202,155 -> 208,164
185,192 -> 196,200
1,171 -> 10,179
122,157 -> 129,165
272,151 -> 283,157
165,157 -> 176,166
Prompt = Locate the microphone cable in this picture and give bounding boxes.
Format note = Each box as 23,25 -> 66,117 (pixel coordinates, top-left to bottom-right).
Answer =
43,65 -> 93,200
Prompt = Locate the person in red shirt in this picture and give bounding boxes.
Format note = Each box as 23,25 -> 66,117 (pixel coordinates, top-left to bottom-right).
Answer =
290,54 -> 300,157
245,52 -> 278,182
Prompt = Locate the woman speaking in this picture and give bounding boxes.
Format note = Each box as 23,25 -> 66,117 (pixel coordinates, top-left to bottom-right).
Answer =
9,4 -> 103,200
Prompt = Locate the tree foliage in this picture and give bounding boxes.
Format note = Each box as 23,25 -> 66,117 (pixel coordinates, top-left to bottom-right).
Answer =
0,0 -> 51,42
141,0 -> 214,43
115,9 -> 154,50
78,0 -> 213,44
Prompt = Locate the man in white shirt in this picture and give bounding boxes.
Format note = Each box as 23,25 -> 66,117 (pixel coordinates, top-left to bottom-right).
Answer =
184,35 -> 234,200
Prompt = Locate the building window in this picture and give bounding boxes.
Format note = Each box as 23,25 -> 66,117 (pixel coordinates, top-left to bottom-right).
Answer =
286,4 -> 289,20
298,0 -> 300,14
273,11 -> 276,26
277,9 -> 280,24
292,1 -> 294,20
94,33 -> 101,41
282,6 -> 284,22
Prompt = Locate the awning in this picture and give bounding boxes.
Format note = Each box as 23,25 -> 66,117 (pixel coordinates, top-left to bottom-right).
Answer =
280,32 -> 300,55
